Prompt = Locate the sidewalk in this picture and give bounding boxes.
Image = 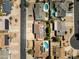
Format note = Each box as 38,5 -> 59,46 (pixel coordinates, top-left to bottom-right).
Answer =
8,0 -> 20,59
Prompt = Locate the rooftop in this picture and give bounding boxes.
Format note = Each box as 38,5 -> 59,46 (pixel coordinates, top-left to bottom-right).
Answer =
55,2 -> 66,18
54,20 -> 67,36
34,2 -> 45,20
34,40 -> 49,59
33,21 -> 46,40
2,0 -> 12,14
0,18 -> 5,30
0,17 -> 9,31
0,48 -> 9,59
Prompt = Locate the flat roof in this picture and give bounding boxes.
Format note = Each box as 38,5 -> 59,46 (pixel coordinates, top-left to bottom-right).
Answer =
54,20 -> 67,36
34,22 -> 45,39
0,49 -> 9,59
0,18 -> 9,30
4,35 -> 9,45
34,3 -> 44,20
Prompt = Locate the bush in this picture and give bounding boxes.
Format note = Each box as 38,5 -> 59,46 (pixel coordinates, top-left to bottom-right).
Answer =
0,12 -> 3,16
45,21 -> 51,40
46,56 -> 51,59
55,36 -> 60,42
53,36 -> 60,42
27,49 -> 33,54
46,27 -> 51,33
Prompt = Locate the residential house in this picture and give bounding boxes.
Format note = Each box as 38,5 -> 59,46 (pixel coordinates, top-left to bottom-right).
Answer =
34,40 -> 49,59
55,1 -> 66,18
55,0 -> 73,14
54,20 -> 67,36
2,0 -> 12,14
0,17 -> 9,31
53,46 -> 65,59
33,2 -> 45,21
33,21 -> 46,40
0,48 -> 9,59
0,34 -> 9,48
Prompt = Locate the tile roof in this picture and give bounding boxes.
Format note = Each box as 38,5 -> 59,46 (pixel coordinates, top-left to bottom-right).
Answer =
34,41 -> 49,58
34,22 -> 46,40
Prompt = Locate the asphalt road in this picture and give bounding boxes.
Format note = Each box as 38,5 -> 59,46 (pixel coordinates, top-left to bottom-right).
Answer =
20,0 -> 26,59
70,0 -> 79,49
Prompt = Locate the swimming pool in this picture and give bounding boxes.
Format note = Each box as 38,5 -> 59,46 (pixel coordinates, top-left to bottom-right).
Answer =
43,3 -> 49,12
43,41 -> 49,49
51,9 -> 56,17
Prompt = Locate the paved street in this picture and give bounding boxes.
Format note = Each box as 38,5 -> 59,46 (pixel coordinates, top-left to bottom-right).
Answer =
70,0 -> 79,49
20,0 -> 26,59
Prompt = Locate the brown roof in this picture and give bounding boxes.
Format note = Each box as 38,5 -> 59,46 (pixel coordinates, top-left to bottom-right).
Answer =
34,41 -> 48,58
34,22 -> 45,40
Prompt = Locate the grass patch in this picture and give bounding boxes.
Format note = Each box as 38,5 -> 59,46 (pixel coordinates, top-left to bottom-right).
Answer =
53,36 -> 60,42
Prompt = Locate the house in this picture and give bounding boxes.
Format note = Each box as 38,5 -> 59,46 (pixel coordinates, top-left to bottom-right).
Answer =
0,48 -> 9,59
2,0 -> 12,14
54,20 -> 67,36
53,46 -> 65,59
55,1 -> 66,18
34,40 -> 49,59
33,21 -> 46,40
0,34 -> 9,48
4,35 -> 9,46
33,2 -> 45,21
0,17 -> 9,31
55,0 -> 73,15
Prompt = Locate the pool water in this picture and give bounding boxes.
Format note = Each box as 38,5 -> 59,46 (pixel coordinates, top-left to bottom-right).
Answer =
43,41 -> 49,49
45,3 -> 49,10
43,3 -> 49,12
51,9 -> 56,17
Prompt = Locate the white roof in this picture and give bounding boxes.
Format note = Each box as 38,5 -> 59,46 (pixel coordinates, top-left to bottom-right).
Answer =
0,19 -> 5,30
0,16 -> 8,31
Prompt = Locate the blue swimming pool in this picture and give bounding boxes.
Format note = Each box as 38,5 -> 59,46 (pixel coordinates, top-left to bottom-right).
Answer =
43,3 -> 49,12
45,3 -> 48,10
51,9 -> 56,17
43,41 -> 49,49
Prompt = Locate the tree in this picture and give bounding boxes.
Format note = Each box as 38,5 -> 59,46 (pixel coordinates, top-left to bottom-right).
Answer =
45,21 -> 51,40
26,1 -> 29,7
27,49 -> 33,54
55,36 -> 60,42
46,56 -> 51,59
53,36 -> 60,42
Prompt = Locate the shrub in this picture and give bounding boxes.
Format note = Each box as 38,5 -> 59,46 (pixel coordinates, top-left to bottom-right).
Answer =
27,49 -> 33,54
55,36 -> 60,42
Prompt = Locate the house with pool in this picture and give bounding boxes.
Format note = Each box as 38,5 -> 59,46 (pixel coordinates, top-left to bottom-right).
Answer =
33,40 -> 49,59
